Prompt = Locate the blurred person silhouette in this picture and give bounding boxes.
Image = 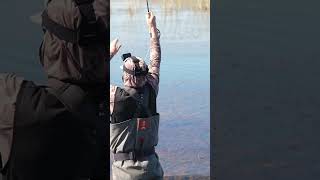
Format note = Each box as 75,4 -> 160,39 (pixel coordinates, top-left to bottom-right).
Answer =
0,0 -> 108,179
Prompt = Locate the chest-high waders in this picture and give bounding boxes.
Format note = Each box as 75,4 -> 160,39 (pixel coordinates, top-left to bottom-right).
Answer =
110,86 -> 163,180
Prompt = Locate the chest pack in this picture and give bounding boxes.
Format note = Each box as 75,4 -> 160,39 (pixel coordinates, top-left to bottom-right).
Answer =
110,86 -> 160,162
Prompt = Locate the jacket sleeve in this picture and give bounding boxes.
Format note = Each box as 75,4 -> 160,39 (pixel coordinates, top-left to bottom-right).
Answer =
146,36 -> 161,95
0,73 -> 24,169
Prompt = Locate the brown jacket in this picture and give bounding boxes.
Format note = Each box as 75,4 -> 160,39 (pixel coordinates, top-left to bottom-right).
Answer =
41,0 -> 108,84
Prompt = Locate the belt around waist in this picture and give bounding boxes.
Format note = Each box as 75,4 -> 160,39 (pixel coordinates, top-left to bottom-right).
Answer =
111,147 -> 156,162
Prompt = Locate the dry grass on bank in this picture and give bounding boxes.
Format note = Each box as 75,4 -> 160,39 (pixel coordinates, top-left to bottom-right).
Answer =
125,0 -> 210,15
161,0 -> 210,12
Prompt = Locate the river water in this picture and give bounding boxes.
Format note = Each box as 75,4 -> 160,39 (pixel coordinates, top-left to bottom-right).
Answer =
110,0 -> 210,176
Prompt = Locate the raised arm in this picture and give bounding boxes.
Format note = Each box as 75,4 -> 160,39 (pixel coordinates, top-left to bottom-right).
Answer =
146,12 -> 161,94
110,38 -> 121,61
109,39 -> 121,114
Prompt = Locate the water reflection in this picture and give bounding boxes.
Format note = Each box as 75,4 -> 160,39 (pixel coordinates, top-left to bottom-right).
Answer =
111,0 -> 210,176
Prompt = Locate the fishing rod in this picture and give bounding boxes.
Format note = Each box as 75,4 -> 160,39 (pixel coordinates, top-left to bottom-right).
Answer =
118,1 -> 152,63
145,0 -> 160,37
144,0 -> 160,60
146,0 -> 152,40
146,0 -> 150,13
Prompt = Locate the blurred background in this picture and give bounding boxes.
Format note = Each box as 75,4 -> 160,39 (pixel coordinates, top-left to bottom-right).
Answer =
0,0 -> 45,83
214,0 -> 320,179
110,0 -> 210,177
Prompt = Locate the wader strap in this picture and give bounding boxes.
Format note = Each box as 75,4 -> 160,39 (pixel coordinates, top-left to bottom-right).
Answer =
41,0 -> 107,46
41,11 -> 79,43
75,0 -> 96,22
47,79 -> 87,115
74,0 -> 101,46
112,147 -> 155,161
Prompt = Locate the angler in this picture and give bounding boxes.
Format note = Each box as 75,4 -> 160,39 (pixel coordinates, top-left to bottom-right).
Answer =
0,0 -> 108,179
109,11 -> 164,180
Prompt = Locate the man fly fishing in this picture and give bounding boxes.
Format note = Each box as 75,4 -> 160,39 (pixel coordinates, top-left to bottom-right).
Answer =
109,8 -> 164,180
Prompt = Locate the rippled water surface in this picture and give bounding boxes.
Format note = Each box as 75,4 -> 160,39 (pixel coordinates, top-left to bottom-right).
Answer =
111,0 -> 210,176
